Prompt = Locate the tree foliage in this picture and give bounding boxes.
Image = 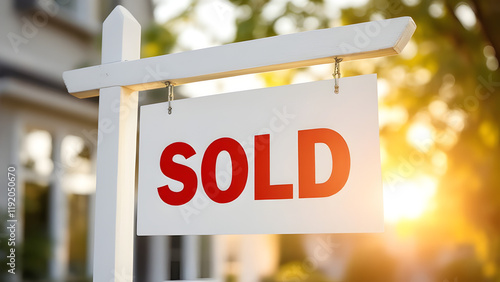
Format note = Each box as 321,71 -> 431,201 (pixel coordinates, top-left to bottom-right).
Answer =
147,0 -> 500,280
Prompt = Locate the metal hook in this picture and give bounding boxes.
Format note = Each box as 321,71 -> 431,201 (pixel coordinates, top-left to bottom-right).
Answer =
333,57 -> 343,94
165,81 -> 174,114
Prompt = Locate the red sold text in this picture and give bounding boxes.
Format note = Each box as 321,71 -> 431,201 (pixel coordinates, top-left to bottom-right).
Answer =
158,128 -> 350,205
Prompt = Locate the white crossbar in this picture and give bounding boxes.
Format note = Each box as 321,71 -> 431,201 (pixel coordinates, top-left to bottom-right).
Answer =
63,16 -> 415,98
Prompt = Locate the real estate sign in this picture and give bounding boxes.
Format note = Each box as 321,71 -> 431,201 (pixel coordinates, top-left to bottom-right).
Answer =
137,74 -> 383,235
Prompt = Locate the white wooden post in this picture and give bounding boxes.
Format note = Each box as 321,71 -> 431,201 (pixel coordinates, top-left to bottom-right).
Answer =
147,236 -> 169,282
92,6 -> 140,282
49,132 -> 69,280
182,236 -> 200,280
87,192 -> 96,278
212,236 -> 226,281
87,145 -> 97,278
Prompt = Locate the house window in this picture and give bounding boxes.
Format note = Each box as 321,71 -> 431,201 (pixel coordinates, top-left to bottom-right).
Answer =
21,129 -> 53,179
61,134 -> 95,279
170,236 -> 183,280
67,193 -> 90,278
23,181 -> 51,279
61,135 -> 95,195
21,129 -> 53,279
200,235 -> 212,278
16,0 -> 99,35
19,128 -> 96,281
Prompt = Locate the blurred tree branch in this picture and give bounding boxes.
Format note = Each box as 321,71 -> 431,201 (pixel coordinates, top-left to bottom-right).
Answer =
469,0 -> 500,63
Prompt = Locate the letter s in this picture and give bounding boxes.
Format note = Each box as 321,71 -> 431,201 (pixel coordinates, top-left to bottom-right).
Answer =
158,142 -> 197,206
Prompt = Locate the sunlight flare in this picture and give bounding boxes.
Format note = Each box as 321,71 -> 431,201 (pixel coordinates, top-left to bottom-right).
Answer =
384,176 -> 437,223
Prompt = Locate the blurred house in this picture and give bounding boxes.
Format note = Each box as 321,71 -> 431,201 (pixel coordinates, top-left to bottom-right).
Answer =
0,0 -> 103,281
0,1 -> 283,281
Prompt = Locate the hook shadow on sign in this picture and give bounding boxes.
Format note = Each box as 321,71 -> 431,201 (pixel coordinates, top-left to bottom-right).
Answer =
136,74 -> 383,236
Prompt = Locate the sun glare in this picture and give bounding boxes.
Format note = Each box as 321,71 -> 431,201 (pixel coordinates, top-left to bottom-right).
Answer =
407,122 -> 434,152
384,176 -> 437,223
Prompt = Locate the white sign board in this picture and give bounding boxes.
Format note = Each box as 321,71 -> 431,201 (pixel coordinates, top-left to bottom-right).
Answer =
137,74 -> 383,235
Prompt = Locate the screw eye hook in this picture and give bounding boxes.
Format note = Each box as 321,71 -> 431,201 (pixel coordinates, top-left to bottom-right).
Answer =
333,57 -> 343,94
165,81 -> 174,114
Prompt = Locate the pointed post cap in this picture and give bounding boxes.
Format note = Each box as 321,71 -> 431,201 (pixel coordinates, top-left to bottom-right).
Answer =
102,5 -> 141,64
